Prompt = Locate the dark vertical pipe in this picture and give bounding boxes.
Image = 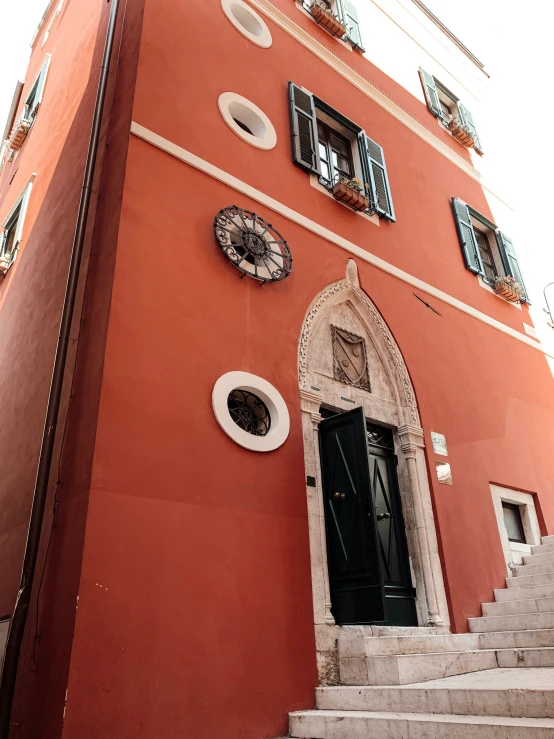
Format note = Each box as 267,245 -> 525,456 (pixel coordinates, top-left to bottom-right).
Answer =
0,0 -> 120,734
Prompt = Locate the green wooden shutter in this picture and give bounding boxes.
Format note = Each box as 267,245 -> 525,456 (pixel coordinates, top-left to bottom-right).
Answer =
343,1 -> 365,50
496,231 -> 528,301
457,103 -> 483,154
361,135 -> 395,221
288,82 -> 321,175
451,198 -> 483,275
418,68 -> 441,117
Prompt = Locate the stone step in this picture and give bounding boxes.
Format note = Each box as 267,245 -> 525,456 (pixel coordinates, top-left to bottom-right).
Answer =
513,561 -> 554,577
507,571 -> 554,588
523,551 -> 554,566
478,629 -> 554,650
531,541 -> 554,555
341,625 -> 444,637
495,647 -> 554,668
469,611 -> 554,633
495,582 -> 554,602
340,632 -> 480,658
340,648 -> 498,686
289,709 -> 554,738
316,668 -> 554,718
482,595 -> 554,617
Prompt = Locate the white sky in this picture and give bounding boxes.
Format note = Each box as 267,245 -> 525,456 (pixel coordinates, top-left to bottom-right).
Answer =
0,0 -> 553,338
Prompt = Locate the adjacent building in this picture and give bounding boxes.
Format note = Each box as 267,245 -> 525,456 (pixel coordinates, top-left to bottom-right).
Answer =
1,0 -> 553,737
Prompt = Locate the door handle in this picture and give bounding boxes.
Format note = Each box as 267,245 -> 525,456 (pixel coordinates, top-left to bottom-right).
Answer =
333,492 -> 346,501
376,512 -> 391,521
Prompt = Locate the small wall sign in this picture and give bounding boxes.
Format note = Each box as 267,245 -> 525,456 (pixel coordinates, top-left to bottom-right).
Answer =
431,432 -> 448,456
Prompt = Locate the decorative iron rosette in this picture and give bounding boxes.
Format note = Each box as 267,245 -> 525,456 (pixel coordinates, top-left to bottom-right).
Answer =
214,206 -> 292,283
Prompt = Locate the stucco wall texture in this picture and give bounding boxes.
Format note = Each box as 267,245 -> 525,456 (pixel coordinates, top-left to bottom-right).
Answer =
1,0 -> 553,737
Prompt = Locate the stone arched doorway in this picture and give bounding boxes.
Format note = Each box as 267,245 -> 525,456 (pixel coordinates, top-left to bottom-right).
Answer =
298,260 -> 449,681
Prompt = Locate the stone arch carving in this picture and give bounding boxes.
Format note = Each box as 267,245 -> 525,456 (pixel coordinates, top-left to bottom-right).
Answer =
299,259 -> 419,426
298,260 -> 449,676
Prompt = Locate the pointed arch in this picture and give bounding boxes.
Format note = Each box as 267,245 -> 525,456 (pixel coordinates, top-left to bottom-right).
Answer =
297,260 -> 449,684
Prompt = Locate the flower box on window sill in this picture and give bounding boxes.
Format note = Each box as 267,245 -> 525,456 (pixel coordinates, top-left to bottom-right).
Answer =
309,1 -> 347,37
8,117 -> 31,151
332,180 -> 370,212
494,279 -> 521,303
0,256 -> 13,277
447,118 -> 474,148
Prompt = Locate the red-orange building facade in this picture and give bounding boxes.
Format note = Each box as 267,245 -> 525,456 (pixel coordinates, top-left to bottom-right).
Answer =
0,0 -> 553,737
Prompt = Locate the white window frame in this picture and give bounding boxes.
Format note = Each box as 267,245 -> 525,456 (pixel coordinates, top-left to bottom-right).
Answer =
1,174 -> 36,271
42,1 -> 63,47
434,80 -> 459,126
23,54 -> 51,125
490,484 -> 542,573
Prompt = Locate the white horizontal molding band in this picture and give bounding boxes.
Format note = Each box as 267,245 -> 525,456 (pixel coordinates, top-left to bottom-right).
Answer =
130,121 -> 549,358
246,0 -> 512,212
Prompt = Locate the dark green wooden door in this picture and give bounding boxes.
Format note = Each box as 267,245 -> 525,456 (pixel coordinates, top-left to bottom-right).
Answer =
319,407 -> 385,625
367,426 -> 417,626
320,408 -> 417,626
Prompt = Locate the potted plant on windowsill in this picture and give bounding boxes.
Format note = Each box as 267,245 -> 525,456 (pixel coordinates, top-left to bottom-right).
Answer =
9,117 -> 31,152
0,256 -> 12,277
331,177 -> 370,212
447,117 -> 474,148
309,0 -> 347,38
494,276 -> 522,303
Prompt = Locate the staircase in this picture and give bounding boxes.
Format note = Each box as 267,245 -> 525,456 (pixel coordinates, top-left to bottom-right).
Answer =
289,534 -> 554,737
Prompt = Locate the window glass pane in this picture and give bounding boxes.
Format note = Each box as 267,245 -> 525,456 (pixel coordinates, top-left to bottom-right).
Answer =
502,503 -> 525,543
440,100 -> 452,118
320,160 -> 330,181
329,133 -> 349,157
317,121 -> 326,141
332,151 -> 350,174
474,228 -> 497,281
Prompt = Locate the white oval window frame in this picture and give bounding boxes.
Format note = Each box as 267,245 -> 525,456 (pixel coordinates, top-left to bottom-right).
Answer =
212,371 -> 290,452
221,0 -> 273,48
218,92 -> 277,150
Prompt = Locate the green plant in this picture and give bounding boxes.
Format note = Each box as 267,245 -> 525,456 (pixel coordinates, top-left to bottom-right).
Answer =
337,176 -> 368,193
494,275 -> 522,292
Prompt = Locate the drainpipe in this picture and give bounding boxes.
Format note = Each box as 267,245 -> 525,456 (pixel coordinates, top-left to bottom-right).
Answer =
0,0 -> 121,734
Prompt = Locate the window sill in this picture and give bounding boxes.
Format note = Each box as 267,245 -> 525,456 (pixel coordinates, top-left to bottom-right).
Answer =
295,1 -> 353,52
310,175 -> 379,225
477,275 -> 522,310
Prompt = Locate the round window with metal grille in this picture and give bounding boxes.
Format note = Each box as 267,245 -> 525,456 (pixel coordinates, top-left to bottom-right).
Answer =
212,371 -> 290,452
227,389 -> 271,437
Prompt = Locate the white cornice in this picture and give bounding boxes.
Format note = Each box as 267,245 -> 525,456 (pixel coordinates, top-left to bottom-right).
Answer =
130,121 -> 550,359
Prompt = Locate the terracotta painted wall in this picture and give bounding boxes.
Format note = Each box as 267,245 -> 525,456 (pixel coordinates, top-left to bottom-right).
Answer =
58,1 -> 554,737
0,0 -> 145,737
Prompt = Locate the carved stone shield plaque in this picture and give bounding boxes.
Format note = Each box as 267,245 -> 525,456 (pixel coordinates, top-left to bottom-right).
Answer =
332,326 -> 371,392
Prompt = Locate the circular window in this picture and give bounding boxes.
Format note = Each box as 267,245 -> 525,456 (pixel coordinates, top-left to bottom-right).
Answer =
212,371 -> 290,452
218,93 -> 277,150
221,0 -> 273,48
227,389 -> 271,436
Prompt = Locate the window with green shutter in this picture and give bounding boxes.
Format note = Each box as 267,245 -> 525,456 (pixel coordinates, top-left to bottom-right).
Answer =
452,198 -> 528,302
288,82 -> 321,175
288,83 -> 395,221
23,54 -> 51,124
496,231 -> 528,302
452,198 -> 483,275
419,69 -> 483,155
343,1 -> 364,50
301,0 -> 364,49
